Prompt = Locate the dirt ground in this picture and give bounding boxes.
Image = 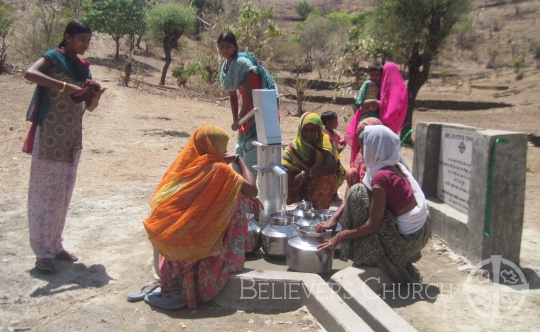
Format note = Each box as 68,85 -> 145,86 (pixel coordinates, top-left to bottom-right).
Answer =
1,19 -> 540,332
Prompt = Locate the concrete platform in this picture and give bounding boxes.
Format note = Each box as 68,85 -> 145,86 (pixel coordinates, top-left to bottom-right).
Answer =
214,269 -> 373,332
214,251 -> 418,332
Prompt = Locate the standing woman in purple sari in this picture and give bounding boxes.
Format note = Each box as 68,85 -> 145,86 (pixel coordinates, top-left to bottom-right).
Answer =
23,20 -> 106,272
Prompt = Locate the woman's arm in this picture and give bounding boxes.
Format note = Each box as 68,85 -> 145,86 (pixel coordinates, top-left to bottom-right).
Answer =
315,184 -> 349,232
354,80 -> 369,107
238,72 -> 254,118
317,186 -> 386,250
293,150 -> 337,190
224,152 -> 258,198
24,57 -> 81,95
230,72 -> 254,131
360,99 -> 380,115
309,150 -> 337,177
229,91 -> 239,130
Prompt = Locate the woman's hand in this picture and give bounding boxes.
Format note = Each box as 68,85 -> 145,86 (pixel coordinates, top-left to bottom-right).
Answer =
292,171 -> 307,190
224,152 -> 237,164
94,85 -> 107,101
245,196 -> 264,213
314,215 -> 338,233
317,234 -> 341,251
231,118 -> 239,131
360,99 -> 379,115
64,83 -> 82,95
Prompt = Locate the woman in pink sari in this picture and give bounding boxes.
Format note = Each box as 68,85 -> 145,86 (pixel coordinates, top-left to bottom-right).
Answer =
345,62 -> 408,165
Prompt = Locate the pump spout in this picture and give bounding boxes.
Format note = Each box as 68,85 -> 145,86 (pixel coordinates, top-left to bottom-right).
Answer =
270,164 -> 288,209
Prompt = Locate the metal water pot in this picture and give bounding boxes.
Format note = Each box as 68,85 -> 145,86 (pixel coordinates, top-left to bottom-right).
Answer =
294,209 -> 319,227
261,212 -> 298,257
286,225 -> 334,273
245,211 -> 261,253
318,209 -> 342,250
290,200 -> 313,219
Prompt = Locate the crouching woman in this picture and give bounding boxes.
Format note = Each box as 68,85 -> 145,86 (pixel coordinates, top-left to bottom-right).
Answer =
143,125 -> 261,310
281,112 -> 337,210
316,126 -> 431,283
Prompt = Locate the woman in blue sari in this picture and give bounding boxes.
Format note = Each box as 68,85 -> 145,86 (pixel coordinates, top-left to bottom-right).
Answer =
218,31 -> 279,178
23,20 -> 106,271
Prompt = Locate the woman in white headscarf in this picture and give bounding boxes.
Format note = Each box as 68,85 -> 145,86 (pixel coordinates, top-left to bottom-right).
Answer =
317,125 -> 431,283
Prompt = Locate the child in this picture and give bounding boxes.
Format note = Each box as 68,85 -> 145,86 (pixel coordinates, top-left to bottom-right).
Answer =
354,62 -> 383,120
321,111 -> 346,153
321,111 -> 347,201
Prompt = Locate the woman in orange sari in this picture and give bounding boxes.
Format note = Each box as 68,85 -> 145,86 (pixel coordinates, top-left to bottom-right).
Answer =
282,112 -> 337,210
143,125 -> 260,310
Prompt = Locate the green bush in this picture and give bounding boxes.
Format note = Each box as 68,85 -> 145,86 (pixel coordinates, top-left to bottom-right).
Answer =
295,0 -> 314,20
172,65 -> 190,86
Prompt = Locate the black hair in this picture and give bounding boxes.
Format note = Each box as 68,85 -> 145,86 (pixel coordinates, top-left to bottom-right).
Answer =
367,61 -> 383,74
217,31 -> 239,53
58,20 -> 92,48
320,111 -> 337,125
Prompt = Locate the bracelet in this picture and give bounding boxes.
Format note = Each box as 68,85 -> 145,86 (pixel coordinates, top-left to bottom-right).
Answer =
308,169 -> 312,177
60,82 -> 67,93
234,154 -> 241,164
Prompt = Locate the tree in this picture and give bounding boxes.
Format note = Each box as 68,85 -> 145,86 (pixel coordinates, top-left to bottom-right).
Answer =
293,13 -> 338,76
365,0 -> 472,142
188,0 -> 224,38
146,3 -> 196,85
295,0 -> 314,20
0,2 -> 15,73
227,2 -> 283,60
83,0 -> 146,62
11,0 -> 79,63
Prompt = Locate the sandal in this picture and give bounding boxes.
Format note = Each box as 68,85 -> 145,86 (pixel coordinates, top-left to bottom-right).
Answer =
35,258 -> 55,271
55,250 -> 78,262
144,293 -> 186,310
127,284 -> 161,302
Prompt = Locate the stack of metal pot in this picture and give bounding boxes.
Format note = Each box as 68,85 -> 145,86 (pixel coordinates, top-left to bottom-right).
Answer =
261,211 -> 298,257
286,225 -> 334,273
245,211 -> 261,253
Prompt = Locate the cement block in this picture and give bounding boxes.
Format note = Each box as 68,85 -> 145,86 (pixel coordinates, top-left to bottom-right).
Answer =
331,267 -> 418,332
469,130 -> 527,264
414,123 -> 527,265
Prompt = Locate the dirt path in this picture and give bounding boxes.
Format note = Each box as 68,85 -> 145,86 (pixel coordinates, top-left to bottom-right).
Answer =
1,62 -> 539,331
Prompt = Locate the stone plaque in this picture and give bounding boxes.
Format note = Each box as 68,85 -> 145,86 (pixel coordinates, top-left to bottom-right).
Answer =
437,126 -> 474,213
